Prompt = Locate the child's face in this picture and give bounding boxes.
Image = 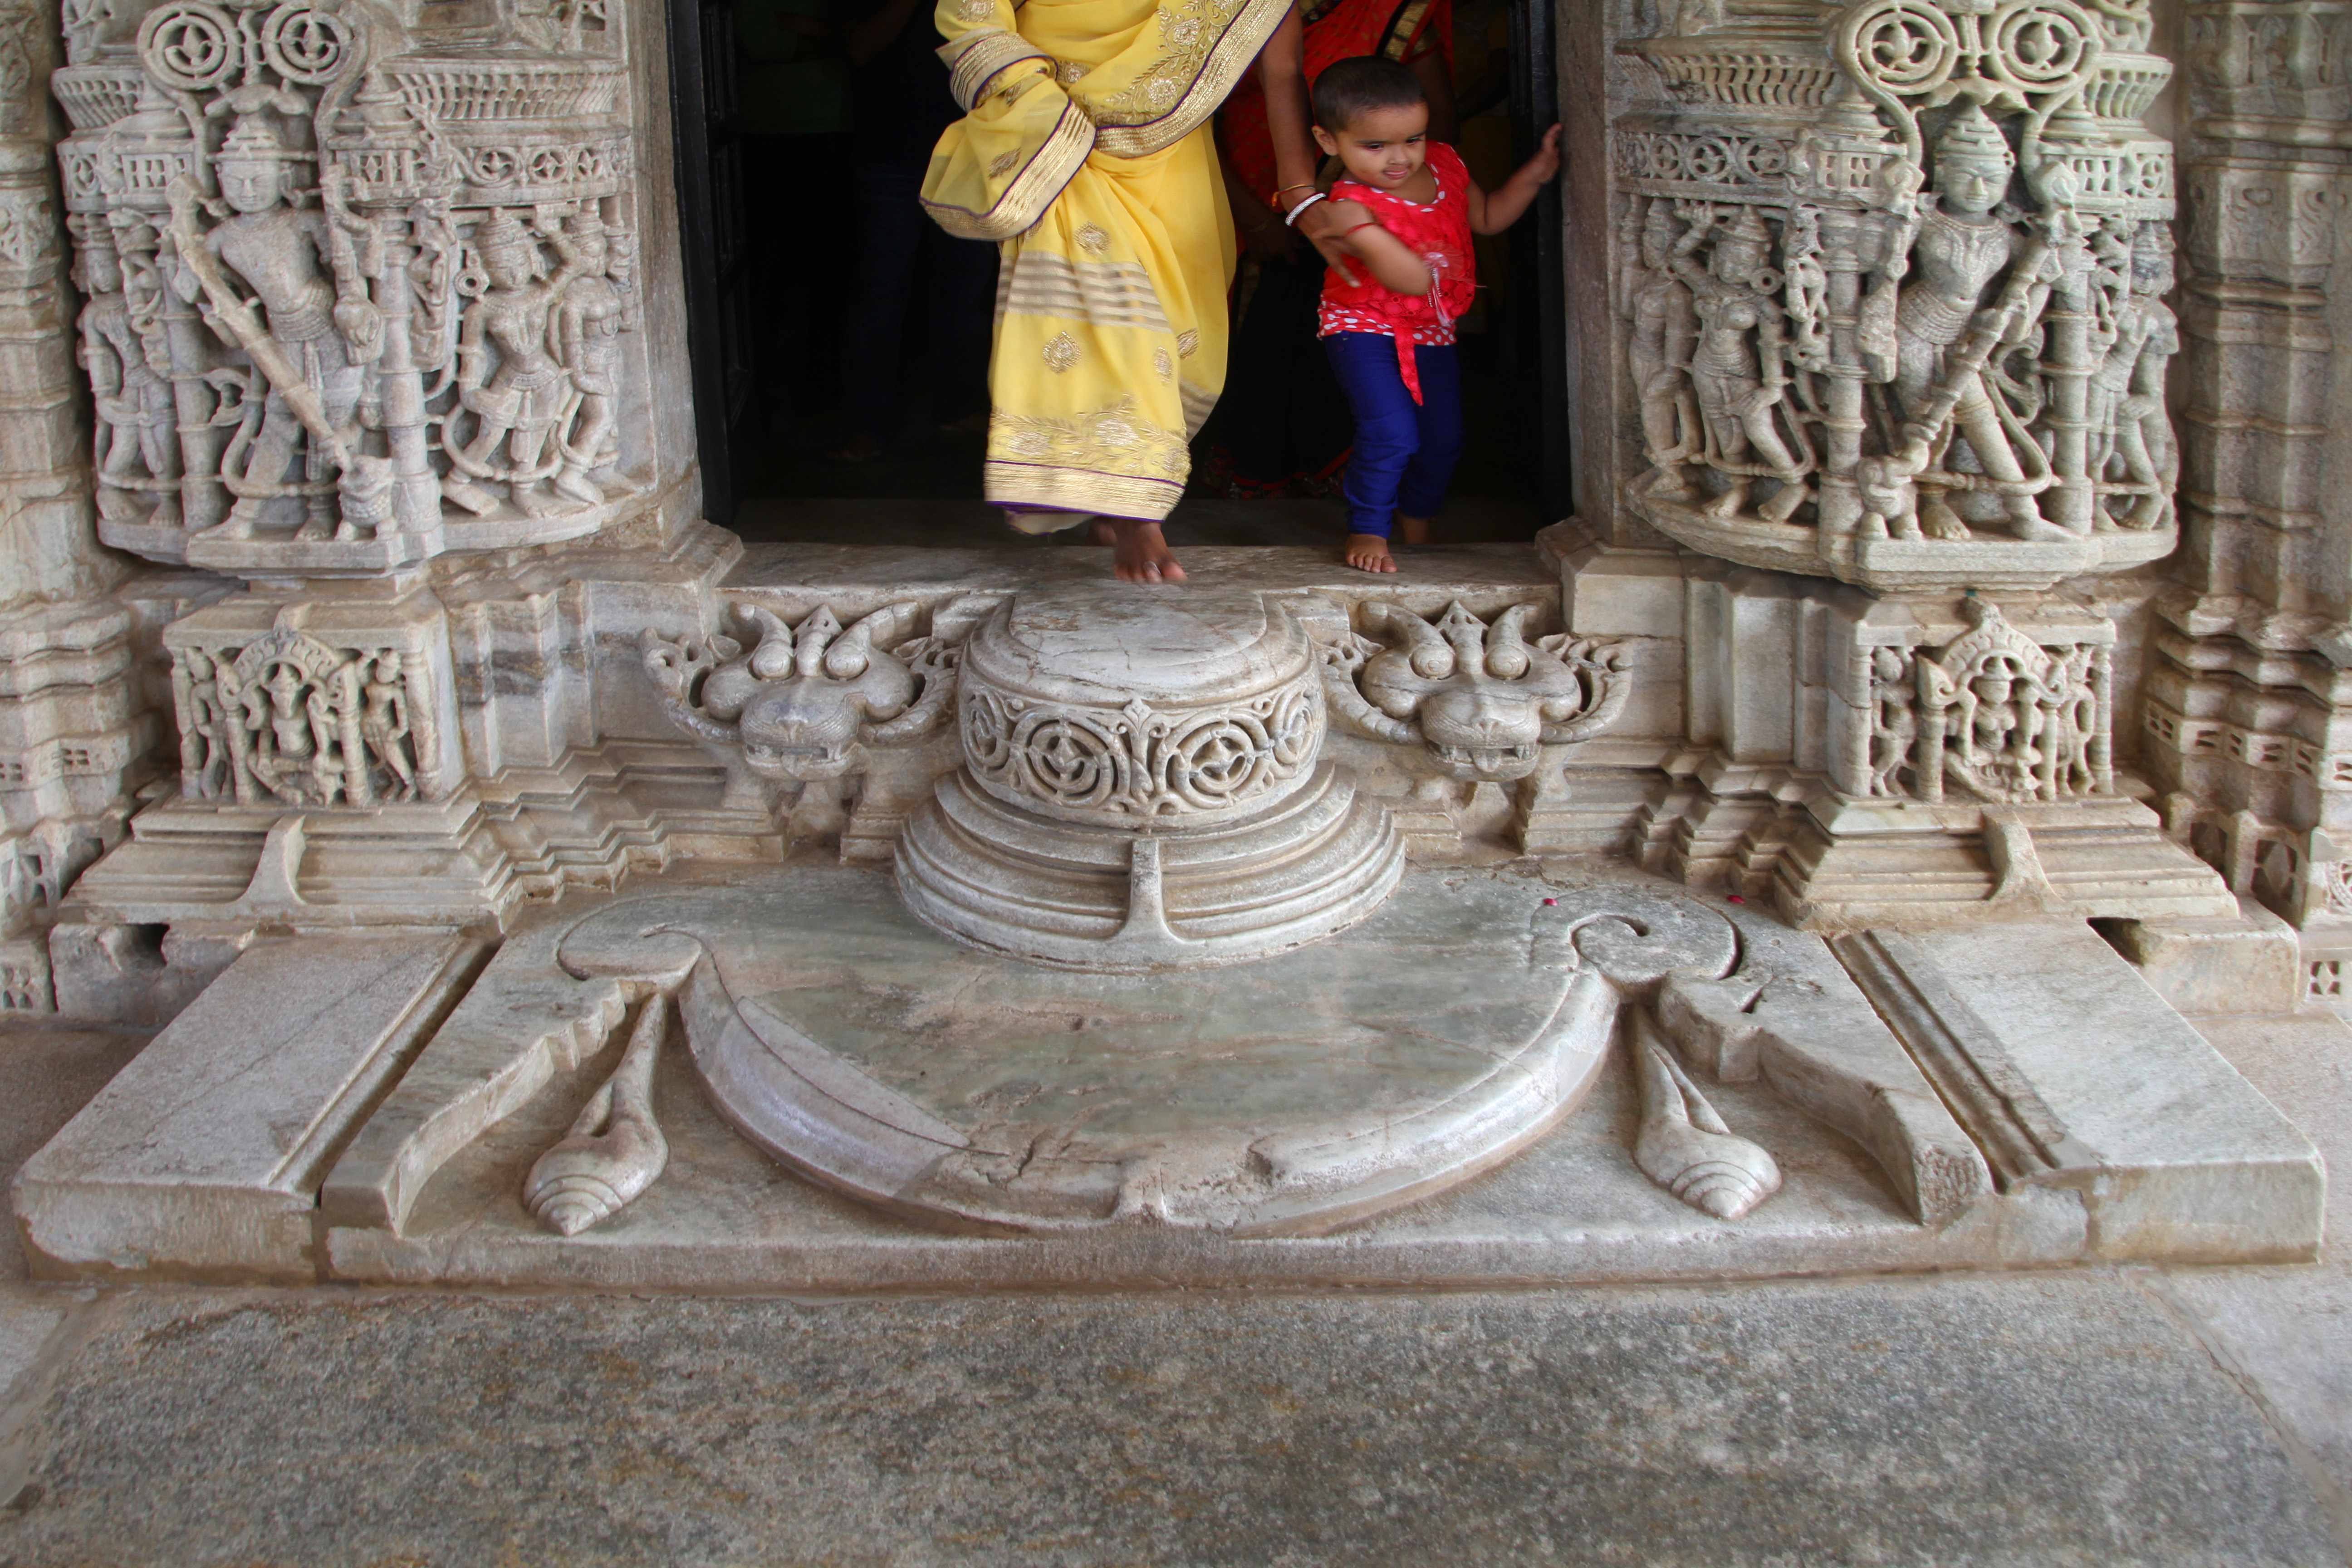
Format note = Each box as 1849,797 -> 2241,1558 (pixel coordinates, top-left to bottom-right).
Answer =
1313,102 -> 1430,191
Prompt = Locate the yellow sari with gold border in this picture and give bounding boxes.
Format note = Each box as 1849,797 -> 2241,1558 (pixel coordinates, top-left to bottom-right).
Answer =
920,0 -> 1287,521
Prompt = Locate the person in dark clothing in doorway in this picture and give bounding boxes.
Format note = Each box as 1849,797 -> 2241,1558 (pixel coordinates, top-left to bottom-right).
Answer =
736,0 -> 850,428
830,0 -> 998,462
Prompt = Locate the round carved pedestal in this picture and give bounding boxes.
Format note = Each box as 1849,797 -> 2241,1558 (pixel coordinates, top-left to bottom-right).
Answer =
895,586 -> 1403,971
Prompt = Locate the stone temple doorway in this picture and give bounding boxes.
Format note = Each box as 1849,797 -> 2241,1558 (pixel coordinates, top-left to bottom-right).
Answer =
666,0 -> 1574,545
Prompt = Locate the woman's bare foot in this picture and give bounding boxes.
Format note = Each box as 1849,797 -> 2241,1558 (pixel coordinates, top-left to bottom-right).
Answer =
827,433 -> 883,463
1111,519 -> 1185,583
1396,512 -> 1433,545
1345,532 -> 1397,572
1044,516 -> 1117,545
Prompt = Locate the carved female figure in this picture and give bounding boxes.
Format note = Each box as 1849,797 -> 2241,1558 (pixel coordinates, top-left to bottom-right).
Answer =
360,651 -> 417,799
74,225 -> 176,509
188,116 -> 382,539
443,210 -> 579,519
1671,206 -> 1813,524
1624,200 -> 1700,501
552,211 -> 637,506
2087,225 -> 2179,530
1866,646 -> 1916,796
1887,106 -> 2060,543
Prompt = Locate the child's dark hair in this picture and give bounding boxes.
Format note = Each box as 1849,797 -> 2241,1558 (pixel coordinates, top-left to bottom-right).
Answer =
1311,55 -> 1425,132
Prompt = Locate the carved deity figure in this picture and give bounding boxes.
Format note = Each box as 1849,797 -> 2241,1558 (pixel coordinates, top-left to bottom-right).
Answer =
1671,206 -> 1813,524
1886,105 -> 2061,543
231,647 -> 364,804
74,225 -> 176,508
2088,225 -> 2179,530
444,210 -> 580,519
1623,200 -> 1700,501
552,211 -> 637,505
183,115 -> 382,538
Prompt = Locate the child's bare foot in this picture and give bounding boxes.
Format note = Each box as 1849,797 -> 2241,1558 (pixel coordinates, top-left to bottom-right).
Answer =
1396,513 -> 1432,545
1112,519 -> 1185,583
1345,532 -> 1397,572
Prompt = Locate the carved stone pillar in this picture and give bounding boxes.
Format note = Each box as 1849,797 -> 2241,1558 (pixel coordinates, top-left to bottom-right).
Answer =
1564,0 -> 2234,926
0,0 -> 156,1009
2140,0 -> 2352,951
41,0 -> 737,1019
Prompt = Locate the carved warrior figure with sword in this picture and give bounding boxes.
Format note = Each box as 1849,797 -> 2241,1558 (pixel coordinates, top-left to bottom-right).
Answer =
1876,104 -> 2069,543
166,112 -> 386,541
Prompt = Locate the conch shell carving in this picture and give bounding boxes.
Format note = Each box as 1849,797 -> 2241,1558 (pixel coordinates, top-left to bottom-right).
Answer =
523,990 -> 672,1236
1630,1009 -> 1780,1221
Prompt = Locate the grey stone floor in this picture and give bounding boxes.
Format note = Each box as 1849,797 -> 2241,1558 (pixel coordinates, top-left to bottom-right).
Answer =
0,1009 -> 2347,1567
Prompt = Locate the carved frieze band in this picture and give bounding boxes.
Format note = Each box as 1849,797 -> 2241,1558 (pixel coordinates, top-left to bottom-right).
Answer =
1842,600 -> 2115,804
169,607 -> 444,809
959,681 -> 1323,819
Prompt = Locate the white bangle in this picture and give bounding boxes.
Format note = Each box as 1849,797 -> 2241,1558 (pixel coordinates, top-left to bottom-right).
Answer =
1283,191 -> 1326,228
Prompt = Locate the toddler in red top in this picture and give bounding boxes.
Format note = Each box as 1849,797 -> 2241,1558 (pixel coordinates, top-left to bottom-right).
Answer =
1305,57 -> 1561,572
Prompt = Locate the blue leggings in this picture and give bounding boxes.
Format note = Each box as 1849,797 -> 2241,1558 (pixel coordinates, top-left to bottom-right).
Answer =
1323,333 -> 1464,539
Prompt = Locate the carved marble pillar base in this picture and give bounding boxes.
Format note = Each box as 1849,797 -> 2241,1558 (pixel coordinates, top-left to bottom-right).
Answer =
1574,542 -> 2239,927
897,762 -> 1403,972
893,587 -> 1402,971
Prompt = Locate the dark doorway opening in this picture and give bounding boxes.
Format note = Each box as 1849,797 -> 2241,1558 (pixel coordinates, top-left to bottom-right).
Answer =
667,0 -> 1572,546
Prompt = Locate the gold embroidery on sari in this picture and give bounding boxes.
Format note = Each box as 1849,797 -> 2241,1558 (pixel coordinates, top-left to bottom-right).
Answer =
996,253 -> 1173,331
1083,0 -> 1290,157
985,464 -> 1186,518
944,29 -> 1053,110
1179,379 -> 1217,437
1042,332 -> 1083,372
920,98 -> 1095,240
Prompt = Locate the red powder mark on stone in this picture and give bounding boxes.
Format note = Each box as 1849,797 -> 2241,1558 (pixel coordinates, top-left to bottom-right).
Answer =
1726,894 -> 1746,903
1542,898 -> 1558,906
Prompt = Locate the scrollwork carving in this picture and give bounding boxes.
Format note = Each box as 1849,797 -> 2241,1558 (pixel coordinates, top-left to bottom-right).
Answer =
961,687 -> 1323,819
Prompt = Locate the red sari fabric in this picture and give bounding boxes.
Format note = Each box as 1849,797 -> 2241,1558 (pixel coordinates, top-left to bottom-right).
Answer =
1317,141 -> 1476,402
1218,0 -> 1451,211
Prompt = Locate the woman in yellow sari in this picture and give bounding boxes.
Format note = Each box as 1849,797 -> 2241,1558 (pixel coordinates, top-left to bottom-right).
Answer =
920,0 -> 1325,580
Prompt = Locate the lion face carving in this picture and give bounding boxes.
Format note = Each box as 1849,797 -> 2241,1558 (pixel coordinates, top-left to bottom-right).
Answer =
642,602 -> 957,789
1323,601 -> 1630,782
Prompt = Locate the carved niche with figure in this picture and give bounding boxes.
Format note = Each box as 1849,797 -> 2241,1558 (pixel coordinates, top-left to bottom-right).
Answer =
1616,0 -> 2180,591
51,0 -> 648,573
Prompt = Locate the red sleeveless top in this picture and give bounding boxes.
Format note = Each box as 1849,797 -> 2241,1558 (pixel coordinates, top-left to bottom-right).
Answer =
1317,142 -> 1477,403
